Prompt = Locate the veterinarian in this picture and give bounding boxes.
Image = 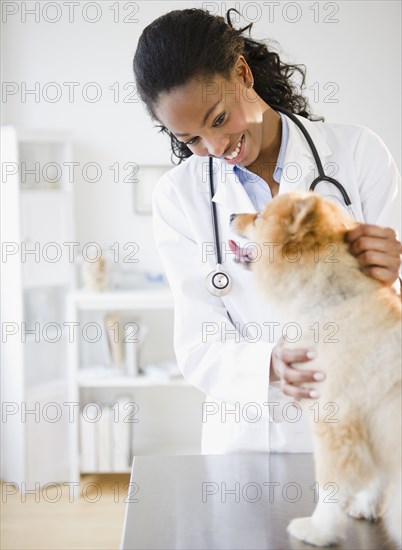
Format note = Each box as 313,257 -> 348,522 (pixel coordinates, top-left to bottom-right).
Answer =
133,9 -> 402,453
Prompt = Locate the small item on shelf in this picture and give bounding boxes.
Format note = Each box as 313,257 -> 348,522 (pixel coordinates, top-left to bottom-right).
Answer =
104,312 -> 124,369
145,272 -> 165,284
82,256 -> 107,292
112,397 -> 132,471
124,322 -> 139,377
124,321 -> 149,377
80,407 -> 97,472
109,267 -> 166,291
98,405 -> 112,471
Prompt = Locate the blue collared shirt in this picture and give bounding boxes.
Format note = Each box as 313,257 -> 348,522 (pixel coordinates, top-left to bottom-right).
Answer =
233,112 -> 289,211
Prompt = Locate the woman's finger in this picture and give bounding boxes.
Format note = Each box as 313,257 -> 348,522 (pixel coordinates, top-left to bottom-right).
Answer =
271,343 -> 325,400
345,224 -> 398,244
348,235 -> 402,257
361,266 -> 399,284
354,250 -> 401,270
271,347 -> 313,381
282,365 -> 325,385
345,223 -> 402,286
281,381 -> 319,401
275,346 -> 316,364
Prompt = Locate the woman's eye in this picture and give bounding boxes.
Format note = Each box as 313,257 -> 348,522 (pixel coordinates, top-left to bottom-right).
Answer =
185,136 -> 199,146
214,113 -> 225,126
182,113 -> 225,146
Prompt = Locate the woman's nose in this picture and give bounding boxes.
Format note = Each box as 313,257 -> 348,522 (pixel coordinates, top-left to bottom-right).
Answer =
205,136 -> 230,158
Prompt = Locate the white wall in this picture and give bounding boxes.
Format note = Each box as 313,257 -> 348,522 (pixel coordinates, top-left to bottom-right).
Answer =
2,0 -> 400,274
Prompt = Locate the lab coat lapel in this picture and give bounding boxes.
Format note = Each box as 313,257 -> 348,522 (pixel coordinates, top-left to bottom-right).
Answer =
211,162 -> 256,214
279,114 -> 332,193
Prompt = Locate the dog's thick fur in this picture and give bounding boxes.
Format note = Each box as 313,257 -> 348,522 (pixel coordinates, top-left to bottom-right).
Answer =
231,192 -> 401,547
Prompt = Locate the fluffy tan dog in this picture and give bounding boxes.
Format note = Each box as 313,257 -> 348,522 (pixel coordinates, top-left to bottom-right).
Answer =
230,192 -> 401,547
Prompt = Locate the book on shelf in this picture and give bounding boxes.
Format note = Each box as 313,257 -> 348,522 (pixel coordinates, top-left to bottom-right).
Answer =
80,412 -> 97,472
97,405 -> 112,471
112,397 -> 132,471
80,400 -> 132,472
104,311 -> 124,369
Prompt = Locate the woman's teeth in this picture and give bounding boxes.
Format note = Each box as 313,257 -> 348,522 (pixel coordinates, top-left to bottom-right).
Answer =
225,136 -> 242,160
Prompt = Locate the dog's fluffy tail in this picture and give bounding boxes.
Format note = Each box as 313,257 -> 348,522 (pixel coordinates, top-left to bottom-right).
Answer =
384,469 -> 401,549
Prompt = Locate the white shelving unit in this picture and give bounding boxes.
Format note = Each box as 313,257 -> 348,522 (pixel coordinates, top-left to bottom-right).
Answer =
66,289 -> 205,482
1,127 -> 76,487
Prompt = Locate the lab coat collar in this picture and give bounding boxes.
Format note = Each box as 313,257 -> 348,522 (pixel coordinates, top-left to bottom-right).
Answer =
279,113 -> 332,193
211,162 -> 257,213
287,113 -> 332,160
209,113 -> 332,211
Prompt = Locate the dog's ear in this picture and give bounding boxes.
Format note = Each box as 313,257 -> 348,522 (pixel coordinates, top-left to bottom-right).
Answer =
288,194 -> 318,236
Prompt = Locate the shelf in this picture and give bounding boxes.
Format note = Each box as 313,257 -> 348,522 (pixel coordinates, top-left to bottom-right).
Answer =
81,468 -> 131,475
78,369 -> 188,388
21,188 -> 71,195
17,129 -> 74,143
25,379 -> 68,394
24,331 -> 68,343
68,288 -> 173,310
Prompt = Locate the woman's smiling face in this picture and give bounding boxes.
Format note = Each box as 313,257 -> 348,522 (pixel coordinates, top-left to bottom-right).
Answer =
154,56 -> 272,167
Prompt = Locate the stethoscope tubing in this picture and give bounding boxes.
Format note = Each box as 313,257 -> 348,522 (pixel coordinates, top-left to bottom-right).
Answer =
271,105 -> 353,207
209,155 -> 223,266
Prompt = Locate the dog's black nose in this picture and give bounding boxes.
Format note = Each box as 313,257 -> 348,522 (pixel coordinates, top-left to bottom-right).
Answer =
230,214 -> 236,223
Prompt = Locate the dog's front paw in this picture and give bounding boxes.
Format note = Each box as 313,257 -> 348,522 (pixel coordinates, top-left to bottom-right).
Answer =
287,517 -> 341,547
347,493 -> 379,521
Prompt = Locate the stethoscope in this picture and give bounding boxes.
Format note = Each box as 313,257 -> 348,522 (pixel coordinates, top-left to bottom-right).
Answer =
206,105 -> 356,297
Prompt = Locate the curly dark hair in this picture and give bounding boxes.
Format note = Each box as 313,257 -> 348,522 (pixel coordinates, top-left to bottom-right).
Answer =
133,8 -> 322,163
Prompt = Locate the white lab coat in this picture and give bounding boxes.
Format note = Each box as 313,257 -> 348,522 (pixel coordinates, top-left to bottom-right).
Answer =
152,114 -> 401,454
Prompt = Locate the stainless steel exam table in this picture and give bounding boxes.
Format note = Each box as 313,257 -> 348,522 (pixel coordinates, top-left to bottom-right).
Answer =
120,453 -> 392,549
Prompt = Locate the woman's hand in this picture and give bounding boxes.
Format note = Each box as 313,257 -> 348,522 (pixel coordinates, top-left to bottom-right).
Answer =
345,224 -> 402,287
270,339 -> 325,400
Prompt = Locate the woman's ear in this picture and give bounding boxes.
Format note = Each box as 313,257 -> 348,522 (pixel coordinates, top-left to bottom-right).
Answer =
234,55 -> 253,86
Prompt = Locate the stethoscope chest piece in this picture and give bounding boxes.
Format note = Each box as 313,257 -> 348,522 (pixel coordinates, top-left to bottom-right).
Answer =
206,265 -> 232,297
